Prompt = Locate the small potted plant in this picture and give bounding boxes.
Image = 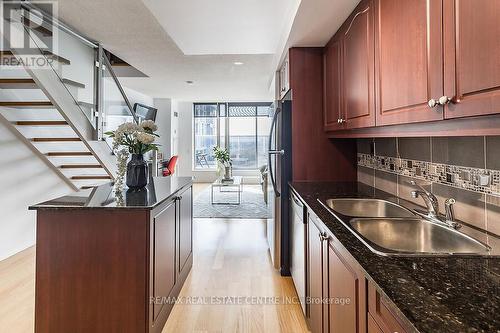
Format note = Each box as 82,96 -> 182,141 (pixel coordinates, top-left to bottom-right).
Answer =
106,120 -> 160,191
213,146 -> 232,181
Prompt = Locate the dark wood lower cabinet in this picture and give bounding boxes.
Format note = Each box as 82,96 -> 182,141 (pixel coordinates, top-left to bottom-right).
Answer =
368,281 -> 408,333
177,186 -> 193,274
368,314 -> 384,333
34,185 -> 194,333
152,200 -> 177,323
306,213 -> 366,333
308,215 -> 325,333
326,239 -> 366,333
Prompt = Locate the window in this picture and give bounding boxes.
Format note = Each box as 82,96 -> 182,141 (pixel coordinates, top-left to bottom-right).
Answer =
193,104 -> 219,169
193,102 -> 272,170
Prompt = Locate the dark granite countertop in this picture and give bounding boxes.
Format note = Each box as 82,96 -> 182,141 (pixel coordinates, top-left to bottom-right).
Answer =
289,181 -> 500,333
30,176 -> 193,210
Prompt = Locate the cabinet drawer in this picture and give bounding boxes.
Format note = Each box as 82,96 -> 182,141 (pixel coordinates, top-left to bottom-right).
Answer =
368,282 -> 408,333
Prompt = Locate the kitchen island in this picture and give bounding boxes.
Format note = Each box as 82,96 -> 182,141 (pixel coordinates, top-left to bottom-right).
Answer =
30,176 -> 193,333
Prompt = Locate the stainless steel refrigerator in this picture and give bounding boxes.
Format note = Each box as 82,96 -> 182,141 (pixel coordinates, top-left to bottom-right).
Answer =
266,91 -> 292,276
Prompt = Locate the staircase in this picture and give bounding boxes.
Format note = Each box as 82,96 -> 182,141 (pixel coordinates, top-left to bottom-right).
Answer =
0,3 -> 137,190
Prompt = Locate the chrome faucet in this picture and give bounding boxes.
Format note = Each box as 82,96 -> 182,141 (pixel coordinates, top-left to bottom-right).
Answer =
409,180 -> 440,217
409,180 -> 462,229
444,198 -> 461,229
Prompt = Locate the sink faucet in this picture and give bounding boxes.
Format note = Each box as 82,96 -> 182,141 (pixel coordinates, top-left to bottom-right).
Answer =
409,180 -> 462,229
409,180 -> 440,217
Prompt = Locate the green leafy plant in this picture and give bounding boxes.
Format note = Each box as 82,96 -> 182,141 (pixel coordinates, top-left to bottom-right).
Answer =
213,146 -> 231,166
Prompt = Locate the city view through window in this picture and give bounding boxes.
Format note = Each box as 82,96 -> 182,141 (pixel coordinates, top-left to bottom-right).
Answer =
194,103 -> 273,170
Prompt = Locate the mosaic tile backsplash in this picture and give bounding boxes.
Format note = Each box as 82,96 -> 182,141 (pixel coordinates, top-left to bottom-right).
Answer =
356,137 -> 500,237
358,153 -> 500,196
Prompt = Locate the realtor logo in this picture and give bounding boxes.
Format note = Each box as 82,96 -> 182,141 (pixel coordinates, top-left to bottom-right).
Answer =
0,1 -> 58,68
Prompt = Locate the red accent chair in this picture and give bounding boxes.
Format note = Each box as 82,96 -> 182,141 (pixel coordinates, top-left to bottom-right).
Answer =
162,155 -> 178,177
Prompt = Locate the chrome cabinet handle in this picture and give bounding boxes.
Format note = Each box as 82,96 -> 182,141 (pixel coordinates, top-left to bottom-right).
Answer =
319,232 -> 329,242
428,99 -> 438,108
337,118 -> 347,124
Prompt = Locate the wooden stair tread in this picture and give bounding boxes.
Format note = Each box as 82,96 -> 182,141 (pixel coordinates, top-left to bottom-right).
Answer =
0,78 -> 38,89
30,137 -> 81,142
14,121 -> 68,126
46,152 -> 93,156
0,101 -> 53,108
71,175 -> 111,180
80,186 -> 98,190
0,50 -> 70,65
59,164 -> 103,169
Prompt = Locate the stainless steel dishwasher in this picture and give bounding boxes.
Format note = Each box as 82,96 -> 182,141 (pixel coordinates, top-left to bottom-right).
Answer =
290,191 -> 306,314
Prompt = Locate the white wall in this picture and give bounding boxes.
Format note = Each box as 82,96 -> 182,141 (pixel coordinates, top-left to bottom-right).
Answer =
153,98 -> 172,158
0,122 -> 74,261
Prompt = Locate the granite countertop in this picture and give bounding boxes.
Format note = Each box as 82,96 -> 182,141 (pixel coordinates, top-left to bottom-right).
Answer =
289,181 -> 500,333
30,176 -> 193,210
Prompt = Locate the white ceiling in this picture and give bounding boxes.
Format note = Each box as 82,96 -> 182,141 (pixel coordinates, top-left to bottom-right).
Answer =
142,0 -> 299,56
51,0 -> 359,102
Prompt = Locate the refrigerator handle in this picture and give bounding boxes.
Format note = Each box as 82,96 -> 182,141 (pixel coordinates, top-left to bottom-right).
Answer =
268,107 -> 282,197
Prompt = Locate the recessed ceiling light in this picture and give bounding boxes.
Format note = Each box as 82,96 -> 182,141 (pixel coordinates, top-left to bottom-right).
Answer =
186,80 -> 194,85
233,61 -> 244,66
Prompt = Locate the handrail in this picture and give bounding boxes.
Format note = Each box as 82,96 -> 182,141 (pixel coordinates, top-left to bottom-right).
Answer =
19,2 -> 98,48
101,53 -> 139,124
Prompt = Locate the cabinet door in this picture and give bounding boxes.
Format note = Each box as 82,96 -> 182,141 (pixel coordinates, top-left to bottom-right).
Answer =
326,241 -> 362,333
443,0 -> 500,119
153,201 -> 176,321
368,314 -> 384,333
307,216 -> 324,333
342,0 -> 375,129
375,0 -> 444,125
368,282 -> 408,333
323,36 -> 344,131
178,186 -> 193,274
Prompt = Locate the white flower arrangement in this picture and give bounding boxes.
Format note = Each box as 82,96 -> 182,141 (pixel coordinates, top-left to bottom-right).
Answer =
105,120 -> 160,195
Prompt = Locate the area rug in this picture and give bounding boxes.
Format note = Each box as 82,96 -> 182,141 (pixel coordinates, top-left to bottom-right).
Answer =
193,185 -> 272,219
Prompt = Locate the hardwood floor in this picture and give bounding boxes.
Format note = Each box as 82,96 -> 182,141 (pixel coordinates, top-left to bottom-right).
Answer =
163,219 -> 309,333
0,185 -> 308,332
0,246 -> 35,332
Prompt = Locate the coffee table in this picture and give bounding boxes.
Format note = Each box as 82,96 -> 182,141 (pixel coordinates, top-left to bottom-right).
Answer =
211,176 -> 243,205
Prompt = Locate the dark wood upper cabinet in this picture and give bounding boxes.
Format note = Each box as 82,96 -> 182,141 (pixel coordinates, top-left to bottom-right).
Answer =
342,0 -> 376,129
375,0 -> 444,125
323,35 -> 344,131
443,0 -> 500,119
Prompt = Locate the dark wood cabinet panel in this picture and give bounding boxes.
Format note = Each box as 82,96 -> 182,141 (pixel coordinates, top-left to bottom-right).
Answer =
289,47 -> 357,182
342,0 -> 375,129
443,0 -> 500,119
375,0 -> 444,125
323,36 -> 344,131
368,314 -> 384,333
307,215 -> 324,333
368,281 -> 408,333
153,201 -> 177,322
326,243 -> 360,333
178,186 -> 193,273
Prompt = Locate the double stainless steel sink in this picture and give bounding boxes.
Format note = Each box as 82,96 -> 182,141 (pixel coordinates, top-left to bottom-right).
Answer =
321,198 -> 491,256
